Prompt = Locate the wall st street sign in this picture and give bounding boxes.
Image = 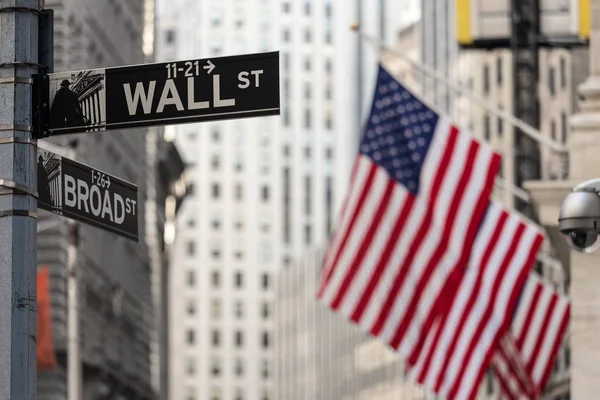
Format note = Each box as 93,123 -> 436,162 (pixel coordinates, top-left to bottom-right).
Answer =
37,148 -> 139,241
39,51 -> 280,136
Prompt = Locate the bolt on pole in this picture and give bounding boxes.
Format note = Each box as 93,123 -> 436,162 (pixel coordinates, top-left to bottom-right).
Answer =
0,0 -> 41,399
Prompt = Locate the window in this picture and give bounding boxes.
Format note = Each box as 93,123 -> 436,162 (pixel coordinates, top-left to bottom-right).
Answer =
166,29 -> 175,43
325,28 -> 332,44
304,58 -> 311,71
561,112 -> 568,144
483,64 -> 490,94
187,241 -> 195,256
212,248 -> 221,260
325,147 -> 333,160
497,116 -> 503,137
304,109 -> 311,128
261,331 -> 270,349
235,300 -> 244,318
560,57 -> 567,88
304,147 -> 311,159
235,358 -> 244,376
565,345 -> 571,367
211,155 -> 220,170
304,176 -> 312,215
187,329 -> 195,345
211,357 -> 221,376
261,185 -> 270,202
235,330 -> 244,347
549,67 -> 556,96
326,176 -> 333,235
212,183 -> 221,199
186,386 -> 196,400
305,224 -> 312,244
235,271 -> 244,288
304,28 -> 311,43
235,184 -> 243,201
261,359 -> 270,379
187,299 -> 196,315
261,273 -> 271,290
211,271 -> 220,288
304,84 -> 311,99
486,369 -> 494,394
304,1 -> 310,14
211,298 -> 222,319
325,112 -> 333,130
551,120 -> 557,140
325,85 -> 332,100
211,216 -> 221,230
484,114 -> 491,141
325,2 -> 332,18
211,126 -> 220,141
496,56 -> 502,85
261,302 -> 271,319
283,167 -> 291,244
187,270 -> 196,287
212,329 -> 221,347
283,2 -> 290,13
283,29 -> 290,42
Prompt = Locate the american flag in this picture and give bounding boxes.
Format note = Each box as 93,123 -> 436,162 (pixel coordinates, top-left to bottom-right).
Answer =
406,202 -> 544,400
492,274 -> 570,399
317,65 -> 501,362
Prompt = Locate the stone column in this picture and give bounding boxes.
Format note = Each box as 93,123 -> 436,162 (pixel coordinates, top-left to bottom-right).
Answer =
526,1 -> 600,398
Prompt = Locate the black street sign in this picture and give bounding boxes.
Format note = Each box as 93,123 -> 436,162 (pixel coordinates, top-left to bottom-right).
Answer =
37,148 -> 139,241
39,51 -> 280,136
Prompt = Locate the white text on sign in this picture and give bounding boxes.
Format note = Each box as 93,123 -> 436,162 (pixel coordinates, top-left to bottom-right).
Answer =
122,74 -> 240,116
64,173 -> 137,225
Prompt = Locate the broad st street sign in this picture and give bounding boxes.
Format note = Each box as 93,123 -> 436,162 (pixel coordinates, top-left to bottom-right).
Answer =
39,51 -> 280,136
37,148 -> 139,241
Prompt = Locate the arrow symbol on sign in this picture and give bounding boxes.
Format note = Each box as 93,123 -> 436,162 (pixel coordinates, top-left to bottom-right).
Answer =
204,60 -> 215,74
106,176 -> 111,189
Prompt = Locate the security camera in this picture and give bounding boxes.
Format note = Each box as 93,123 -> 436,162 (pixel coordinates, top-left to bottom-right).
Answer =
559,178 -> 600,253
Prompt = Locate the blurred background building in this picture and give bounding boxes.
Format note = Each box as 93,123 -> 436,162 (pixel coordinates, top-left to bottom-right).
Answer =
157,0 -> 414,399
37,0 -> 186,399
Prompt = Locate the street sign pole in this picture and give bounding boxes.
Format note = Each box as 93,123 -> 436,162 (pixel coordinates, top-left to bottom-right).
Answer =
0,1 -> 41,399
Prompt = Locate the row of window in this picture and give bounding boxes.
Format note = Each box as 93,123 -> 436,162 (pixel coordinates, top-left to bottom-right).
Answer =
186,328 -> 271,349
282,1 -> 333,18
282,54 -> 333,73
186,298 -> 272,320
483,112 -> 568,145
186,270 -> 271,290
482,56 -> 568,95
186,356 -> 272,379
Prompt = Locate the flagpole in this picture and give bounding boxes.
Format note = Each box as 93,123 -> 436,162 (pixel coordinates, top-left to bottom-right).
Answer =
350,24 -> 568,153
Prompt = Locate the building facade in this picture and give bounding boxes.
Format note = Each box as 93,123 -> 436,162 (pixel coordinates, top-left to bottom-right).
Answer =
36,0 -> 185,399
158,1 -> 412,399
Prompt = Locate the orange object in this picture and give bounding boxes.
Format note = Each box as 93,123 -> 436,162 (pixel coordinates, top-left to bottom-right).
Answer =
37,266 -> 57,370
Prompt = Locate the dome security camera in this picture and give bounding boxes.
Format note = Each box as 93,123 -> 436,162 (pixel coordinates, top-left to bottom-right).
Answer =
559,179 -> 600,253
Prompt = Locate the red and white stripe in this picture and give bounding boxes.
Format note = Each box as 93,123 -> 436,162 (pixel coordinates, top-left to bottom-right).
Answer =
317,118 -> 501,362
407,202 -> 544,400
492,274 -> 570,399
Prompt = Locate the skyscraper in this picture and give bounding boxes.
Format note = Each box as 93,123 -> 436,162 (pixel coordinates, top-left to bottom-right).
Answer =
158,1 -> 410,399
37,1 -> 186,399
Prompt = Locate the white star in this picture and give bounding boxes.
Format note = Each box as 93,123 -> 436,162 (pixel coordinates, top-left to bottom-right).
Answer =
412,153 -> 420,162
405,129 -> 413,138
417,137 -> 426,146
408,141 -> 416,150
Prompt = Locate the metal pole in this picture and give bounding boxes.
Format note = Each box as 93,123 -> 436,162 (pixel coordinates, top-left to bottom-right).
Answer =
67,221 -> 81,400
350,25 -> 568,153
0,1 -> 40,399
